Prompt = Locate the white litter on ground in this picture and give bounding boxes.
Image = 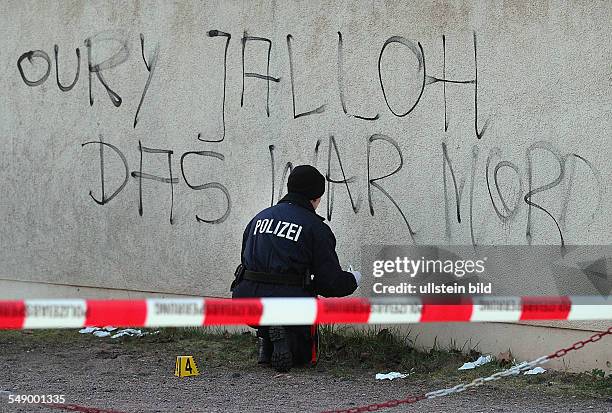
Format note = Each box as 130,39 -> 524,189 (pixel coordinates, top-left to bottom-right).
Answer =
501,362 -> 547,376
375,372 -> 408,380
111,328 -> 157,339
458,355 -> 493,370
78,327 -> 158,338
523,366 -> 546,375
78,327 -> 98,334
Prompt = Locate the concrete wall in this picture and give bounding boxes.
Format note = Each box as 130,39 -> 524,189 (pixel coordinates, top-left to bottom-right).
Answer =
0,1 -> 610,371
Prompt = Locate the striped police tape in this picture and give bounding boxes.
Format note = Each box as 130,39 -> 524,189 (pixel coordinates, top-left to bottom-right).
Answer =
0,296 -> 610,329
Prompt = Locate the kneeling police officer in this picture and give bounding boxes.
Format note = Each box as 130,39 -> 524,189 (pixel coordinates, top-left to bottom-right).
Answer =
231,165 -> 361,372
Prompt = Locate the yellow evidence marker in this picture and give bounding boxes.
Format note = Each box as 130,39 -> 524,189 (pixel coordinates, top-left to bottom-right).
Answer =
175,355 -> 199,377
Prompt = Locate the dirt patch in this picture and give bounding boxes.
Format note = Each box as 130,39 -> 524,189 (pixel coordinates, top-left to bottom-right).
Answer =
0,328 -> 610,413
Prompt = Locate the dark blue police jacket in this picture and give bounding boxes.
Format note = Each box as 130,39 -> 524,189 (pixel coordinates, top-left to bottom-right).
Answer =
231,192 -> 358,298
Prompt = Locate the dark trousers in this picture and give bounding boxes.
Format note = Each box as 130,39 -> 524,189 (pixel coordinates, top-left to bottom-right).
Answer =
257,325 -> 318,365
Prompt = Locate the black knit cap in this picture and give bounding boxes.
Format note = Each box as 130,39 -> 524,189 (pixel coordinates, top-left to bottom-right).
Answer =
287,165 -> 326,200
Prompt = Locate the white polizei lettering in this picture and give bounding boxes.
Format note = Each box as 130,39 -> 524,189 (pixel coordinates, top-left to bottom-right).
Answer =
277,221 -> 290,237
273,220 -> 281,234
260,219 -> 269,233
253,220 -> 262,235
294,225 -> 303,242
265,219 -> 275,233
286,223 -> 298,240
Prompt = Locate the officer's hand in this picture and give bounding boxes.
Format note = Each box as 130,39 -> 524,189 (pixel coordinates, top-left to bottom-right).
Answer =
347,265 -> 362,286
350,270 -> 362,286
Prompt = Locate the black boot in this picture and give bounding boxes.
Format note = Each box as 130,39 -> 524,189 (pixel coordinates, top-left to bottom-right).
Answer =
257,337 -> 272,364
269,326 -> 292,373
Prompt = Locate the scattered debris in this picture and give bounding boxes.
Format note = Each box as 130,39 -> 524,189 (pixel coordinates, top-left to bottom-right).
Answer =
79,327 -> 98,334
504,362 -> 547,375
375,372 -> 408,380
458,355 -> 492,370
112,329 -> 146,339
78,327 -> 158,339
524,366 -> 546,375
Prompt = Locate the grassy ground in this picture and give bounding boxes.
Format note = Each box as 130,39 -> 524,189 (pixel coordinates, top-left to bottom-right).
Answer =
317,325 -> 612,400
2,326 -> 609,402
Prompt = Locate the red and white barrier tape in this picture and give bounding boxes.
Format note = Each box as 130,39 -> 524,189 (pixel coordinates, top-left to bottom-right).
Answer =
0,296 -> 610,329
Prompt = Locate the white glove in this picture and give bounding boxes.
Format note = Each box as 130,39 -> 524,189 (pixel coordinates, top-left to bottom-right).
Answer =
348,266 -> 362,285
351,271 -> 362,285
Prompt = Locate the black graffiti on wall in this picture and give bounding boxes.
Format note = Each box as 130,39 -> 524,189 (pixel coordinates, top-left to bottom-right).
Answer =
198,30 -> 231,142
326,135 -> 360,221
559,153 -> 603,234
181,150 -> 232,224
272,137 -> 601,245
131,141 -> 178,224
133,34 -> 159,128
82,138 -> 231,225
268,144 -> 294,206
81,135 -> 129,205
268,135 -> 362,223
17,50 -> 51,86
522,143 -> 603,248
241,32 -> 281,117
440,142 -> 603,247
287,34 -> 326,119
378,36 -> 425,118
367,134 -> 417,242
78,129 -> 602,247
83,32 -> 129,107
424,34 -> 489,138
15,28 -> 603,245
18,31 -> 158,127
486,148 -> 523,225
54,45 -> 80,91
336,32 -> 379,120
17,30 -> 489,139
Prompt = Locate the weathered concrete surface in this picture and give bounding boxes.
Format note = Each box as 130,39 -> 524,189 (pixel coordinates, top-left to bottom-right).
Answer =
1,0 -> 609,295
0,1 -> 610,370
407,322 -> 612,373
